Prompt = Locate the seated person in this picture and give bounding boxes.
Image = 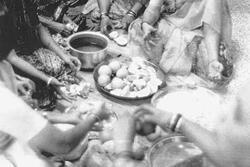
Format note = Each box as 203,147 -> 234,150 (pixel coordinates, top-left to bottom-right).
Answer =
129,0 -> 233,82
37,0 -> 88,36
3,0 -> 82,110
112,82 -> 250,167
0,82 -> 110,166
82,0 -> 148,34
0,1 -> 108,164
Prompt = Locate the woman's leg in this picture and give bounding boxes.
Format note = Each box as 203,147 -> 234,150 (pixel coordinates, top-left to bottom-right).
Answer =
204,23 -> 224,80
203,0 -> 224,80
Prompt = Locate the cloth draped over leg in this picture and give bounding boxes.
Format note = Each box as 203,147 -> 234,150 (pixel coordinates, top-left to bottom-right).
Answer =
129,0 -> 232,81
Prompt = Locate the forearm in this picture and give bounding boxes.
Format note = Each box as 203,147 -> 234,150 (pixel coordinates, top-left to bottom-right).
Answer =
113,114 -> 136,153
7,50 -> 49,83
130,2 -> 144,15
143,0 -> 163,25
60,114 -> 97,149
97,0 -> 111,14
45,113 -> 78,125
30,115 -> 97,155
38,16 -> 58,30
180,118 -> 225,166
37,24 -> 68,62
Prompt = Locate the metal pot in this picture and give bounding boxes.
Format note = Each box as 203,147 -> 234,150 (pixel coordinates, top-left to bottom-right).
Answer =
67,31 -> 109,70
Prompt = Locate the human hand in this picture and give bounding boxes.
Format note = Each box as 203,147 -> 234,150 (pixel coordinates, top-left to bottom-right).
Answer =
87,101 -> 111,121
134,104 -> 173,132
208,60 -> 224,81
53,23 -> 72,36
16,78 -> 34,96
64,55 -> 81,72
121,14 -> 135,30
100,15 -> 114,35
54,86 -> 76,102
142,22 -> 157,40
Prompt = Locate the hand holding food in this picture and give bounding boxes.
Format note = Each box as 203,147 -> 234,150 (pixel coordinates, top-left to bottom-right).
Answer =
64,55 -> 81,72
134,104 -> 173,132
16,77 -> 35,97
121,14 -> 135,30
88,101 -> 111,121
142,22 -> 157,40
53,23 -> 72,36
59,81 -> 93,98
100,15 -> 114,35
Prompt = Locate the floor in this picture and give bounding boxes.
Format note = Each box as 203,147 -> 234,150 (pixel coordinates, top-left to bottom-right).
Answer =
226,0 -> 250,95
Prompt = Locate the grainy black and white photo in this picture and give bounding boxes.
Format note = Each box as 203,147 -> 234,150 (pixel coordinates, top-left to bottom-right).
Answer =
0,0 -> 249,166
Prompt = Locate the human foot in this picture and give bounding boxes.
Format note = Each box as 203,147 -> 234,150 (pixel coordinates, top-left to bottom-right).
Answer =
208,60 -> 224,81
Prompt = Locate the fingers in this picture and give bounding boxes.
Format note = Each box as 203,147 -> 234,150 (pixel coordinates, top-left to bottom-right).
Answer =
23,82 -> 33,92
134,104 -> 155,116
71,57 -> 81,71
18,85 -> 27,96
52,78 -> 64,86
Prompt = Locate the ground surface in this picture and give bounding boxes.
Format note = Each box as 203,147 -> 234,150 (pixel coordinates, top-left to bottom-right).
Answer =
227,0 -> 250,95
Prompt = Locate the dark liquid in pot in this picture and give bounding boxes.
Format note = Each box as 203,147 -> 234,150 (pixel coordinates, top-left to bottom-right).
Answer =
76,44 -> 103,52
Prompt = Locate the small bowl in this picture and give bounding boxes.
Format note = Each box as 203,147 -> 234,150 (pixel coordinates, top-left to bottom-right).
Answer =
146,135 -> 204,167
67,31 -> 109,70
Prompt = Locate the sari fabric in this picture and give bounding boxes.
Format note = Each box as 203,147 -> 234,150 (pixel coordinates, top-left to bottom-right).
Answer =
129,0 -> 232,80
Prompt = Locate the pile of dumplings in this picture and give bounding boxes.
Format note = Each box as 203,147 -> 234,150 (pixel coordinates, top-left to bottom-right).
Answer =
97,57 -> 162,98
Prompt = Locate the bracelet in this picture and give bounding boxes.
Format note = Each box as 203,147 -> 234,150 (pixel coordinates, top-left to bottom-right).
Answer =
47,77 -> 53,86
169,113 -> 182,132
175,117 -> 183,132
127,10 -> 137,18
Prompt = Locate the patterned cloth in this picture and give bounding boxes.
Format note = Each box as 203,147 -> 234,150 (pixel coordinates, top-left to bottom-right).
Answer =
36,0 -> 87,29
3,0 -> 78,110
81,0 -> 148,31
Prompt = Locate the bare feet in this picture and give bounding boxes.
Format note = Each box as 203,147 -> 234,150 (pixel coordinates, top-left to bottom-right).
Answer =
208,60 -> 224,81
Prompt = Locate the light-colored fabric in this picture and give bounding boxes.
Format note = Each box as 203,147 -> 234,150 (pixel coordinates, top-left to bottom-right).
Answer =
0,140 -> 51,167
0,84 -> 48,143
0,61 -> 17,94
129,0 -> 232,78
0,61 -> 18,151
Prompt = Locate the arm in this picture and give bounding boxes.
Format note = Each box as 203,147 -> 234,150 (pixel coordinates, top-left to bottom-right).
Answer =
97,0 -> 111,14
37,24 -> 68,63
29,114 -> 98,155
121,1 -> 148,29
113,112 -> 148,167
37,24 -> 81,71
134,105 -> 235,167
43,110 -> 81,125
38,16 -> 71,36
179,118 -> 233,167
29,101 -> 110,155
142,0 -> 163,25
7,49 -> 49,83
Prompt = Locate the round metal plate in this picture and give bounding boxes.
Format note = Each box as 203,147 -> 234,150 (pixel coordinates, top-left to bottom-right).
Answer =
93,56 -> 166,102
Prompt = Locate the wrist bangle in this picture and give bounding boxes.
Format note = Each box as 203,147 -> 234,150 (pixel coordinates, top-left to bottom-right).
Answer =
127,10 -> 137,18
47,77 -> 53,86
169,113 -> 182,132
175,117 -> 183,132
